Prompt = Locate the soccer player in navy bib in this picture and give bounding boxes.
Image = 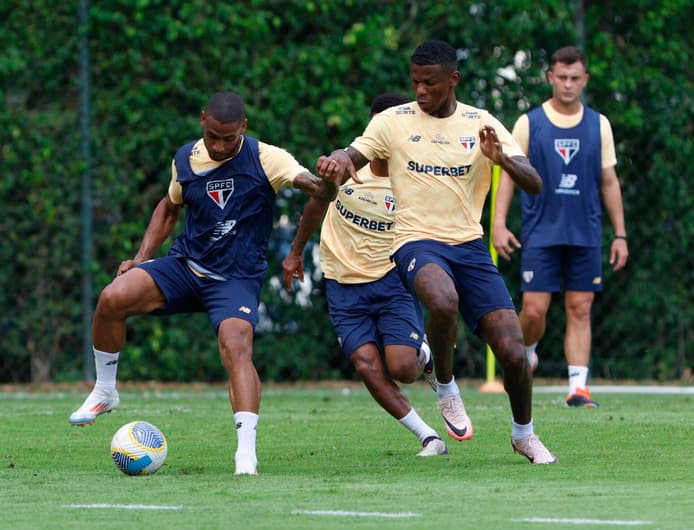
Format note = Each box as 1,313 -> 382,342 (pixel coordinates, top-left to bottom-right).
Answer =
69,91 -> 337,475
283,93 -> 447,457
317,40 -> 556,463
493,46 -> 628,408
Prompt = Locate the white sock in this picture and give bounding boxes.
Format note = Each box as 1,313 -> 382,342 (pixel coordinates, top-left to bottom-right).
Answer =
234,411 -> 258,466
436,375 -> 460,399
568,365 -> 589,394
93,348 -> 119,391
525,342 -> 538,364
511,418 -> 534,441
398,408 -> 438,443
419,339 -> 432,365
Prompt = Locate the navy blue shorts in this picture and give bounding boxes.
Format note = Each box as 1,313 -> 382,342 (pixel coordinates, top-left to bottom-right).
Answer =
137,256 -> 262,332
392,238 -> 515,334
520,246 -> 602,292
325,268 -> 424,357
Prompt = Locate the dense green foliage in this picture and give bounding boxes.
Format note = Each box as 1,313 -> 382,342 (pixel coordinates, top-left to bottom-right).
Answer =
3,386 -> 694,529
1,0 -> 691,382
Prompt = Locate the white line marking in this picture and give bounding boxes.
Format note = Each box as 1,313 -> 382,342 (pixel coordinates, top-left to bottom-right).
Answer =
534,385 -> 694,395
67,504 -> 183,511
292,509 -> 421,518
513,517 -> 652,526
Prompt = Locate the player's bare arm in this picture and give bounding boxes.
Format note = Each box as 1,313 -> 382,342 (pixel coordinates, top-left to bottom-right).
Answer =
600,165 -> 629,271
282,196 -> 330,291
492,171 -> 522,261
317,146 -> 369,185
117,195 -> 183,276
293,170 -> 338,202
479,125 -> 542,194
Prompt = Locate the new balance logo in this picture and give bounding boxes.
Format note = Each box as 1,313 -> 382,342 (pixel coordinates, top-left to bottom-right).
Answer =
408,135 -> 421,142
555,173 -> 580,195
105,360 -> 118,366
238,306 -> 251,314
236,422 -> 242,429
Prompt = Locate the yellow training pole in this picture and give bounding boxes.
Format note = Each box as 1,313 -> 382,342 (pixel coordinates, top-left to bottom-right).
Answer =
480,165 -> 505,393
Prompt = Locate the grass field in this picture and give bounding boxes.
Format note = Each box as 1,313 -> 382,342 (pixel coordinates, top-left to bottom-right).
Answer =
2,382 -> 693,530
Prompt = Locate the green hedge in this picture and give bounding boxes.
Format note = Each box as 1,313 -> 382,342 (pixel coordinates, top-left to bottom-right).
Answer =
1,0 -> 691,383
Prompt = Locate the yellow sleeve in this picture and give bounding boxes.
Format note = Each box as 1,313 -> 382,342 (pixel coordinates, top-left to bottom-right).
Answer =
258,141 -> 309,192
168,159 -> 184,205
510,114 -> 530,155
600,114 -> 617,168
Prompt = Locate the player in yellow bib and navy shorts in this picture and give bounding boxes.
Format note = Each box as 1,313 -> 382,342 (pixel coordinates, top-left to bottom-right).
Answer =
283,93 -> 447,457
317,40 -> 557,464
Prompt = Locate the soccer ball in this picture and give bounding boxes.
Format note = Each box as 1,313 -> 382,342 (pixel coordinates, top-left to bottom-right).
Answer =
110,421 -> 168,475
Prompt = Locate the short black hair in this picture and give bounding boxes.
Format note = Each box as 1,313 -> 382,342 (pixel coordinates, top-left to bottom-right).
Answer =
411,40 -> 457,69
205,91 -> 245,123
370,92 -> 409,116
551,46 -> 587,69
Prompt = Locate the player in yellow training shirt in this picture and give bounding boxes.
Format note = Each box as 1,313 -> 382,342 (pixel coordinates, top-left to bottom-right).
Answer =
317,40 -> 556,464
283,93 -> 447,457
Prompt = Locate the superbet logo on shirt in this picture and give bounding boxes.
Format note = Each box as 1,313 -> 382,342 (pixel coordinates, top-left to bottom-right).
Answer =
207,179 -> 234,209
554,139 -> 580,165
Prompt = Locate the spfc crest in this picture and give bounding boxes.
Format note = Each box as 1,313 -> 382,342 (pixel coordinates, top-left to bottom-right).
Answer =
554,139 -> 580,165
384,194 -> 395,213
459,136 -> 476,153
207,179 -> 234,209
522,270 -> 534,284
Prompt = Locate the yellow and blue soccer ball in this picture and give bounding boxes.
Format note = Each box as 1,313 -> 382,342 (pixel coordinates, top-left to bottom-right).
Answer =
110,421 -> 168,475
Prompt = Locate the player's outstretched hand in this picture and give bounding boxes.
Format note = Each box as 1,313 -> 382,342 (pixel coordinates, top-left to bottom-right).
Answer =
478,125 -> 504,165
317,150 -> 360,185
282,252 -> 304,291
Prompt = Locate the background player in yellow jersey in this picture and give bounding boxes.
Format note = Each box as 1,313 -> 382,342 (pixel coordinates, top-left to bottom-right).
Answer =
317,40 -> 556,463
493,46 -> 628,408
69,91 -> 337,476
283,93 -> 447,457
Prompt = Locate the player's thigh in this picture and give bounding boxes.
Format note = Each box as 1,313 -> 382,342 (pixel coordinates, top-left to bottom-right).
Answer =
562,246 -> 602,291
98,267 -> 167,316
377,269 -> 425,350
204,277 -> 262,333
520,246 -> 561,292
392,241 -> 458,313
325,279 -> 379,357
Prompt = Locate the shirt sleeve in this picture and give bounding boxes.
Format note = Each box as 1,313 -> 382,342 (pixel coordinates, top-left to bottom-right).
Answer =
168,159 -> 184,205
600,114 -> 617,168
510,114 -> 530,155
350,113 -> 389,161
258,141 -> 310,192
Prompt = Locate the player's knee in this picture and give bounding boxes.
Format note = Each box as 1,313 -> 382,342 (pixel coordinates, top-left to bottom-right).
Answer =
95,283 -> 128,319
426,293 -> 459,324
498,344 -> 527,373
387,358 -> 418,383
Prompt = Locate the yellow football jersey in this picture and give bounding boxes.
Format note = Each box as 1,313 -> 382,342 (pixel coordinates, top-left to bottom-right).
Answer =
351,101 -> 524,252
320,166 -> 396,283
